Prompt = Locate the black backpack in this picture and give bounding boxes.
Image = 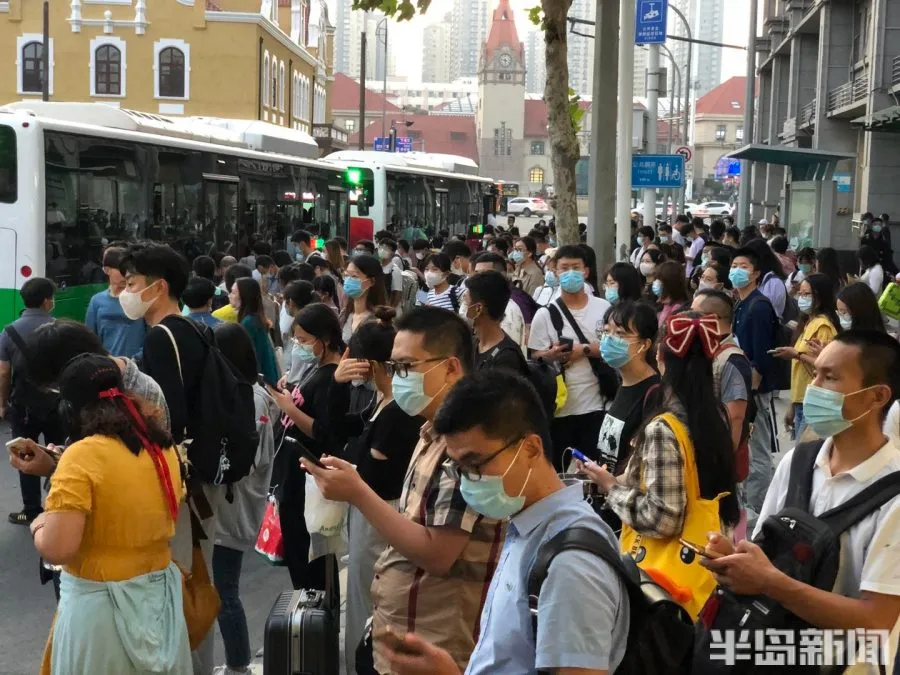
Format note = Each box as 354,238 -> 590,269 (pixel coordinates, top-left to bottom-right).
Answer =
529,526 -> 693,675
692,440 -> 900,674
548,300 -> 619,401
486,342 -> 558,419
159,318 -> 259,490
5,324 -> 59,422
745,293 -> 792,392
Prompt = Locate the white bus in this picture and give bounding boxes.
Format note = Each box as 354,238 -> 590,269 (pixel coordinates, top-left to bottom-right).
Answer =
0,102 -> 353,327
325,150 -> 494,244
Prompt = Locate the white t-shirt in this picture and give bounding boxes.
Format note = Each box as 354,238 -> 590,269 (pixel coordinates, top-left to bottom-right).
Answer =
502,299 -> 526,352
533,284 -> 560,307
860,264 -> 884,297
884,401 -> 900,448
528,294 -> 611,417
752,439 -> 900,603
383,263 -> 404,295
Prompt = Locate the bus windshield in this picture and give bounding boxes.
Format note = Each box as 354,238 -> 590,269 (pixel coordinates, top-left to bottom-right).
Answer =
0,125 -> 16,203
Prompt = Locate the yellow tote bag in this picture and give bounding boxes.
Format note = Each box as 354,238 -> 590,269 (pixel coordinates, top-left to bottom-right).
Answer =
619,413 -> 727,619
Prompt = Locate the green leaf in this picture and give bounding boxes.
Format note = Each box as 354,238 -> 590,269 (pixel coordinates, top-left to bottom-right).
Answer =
568,88 -> 584,133
351,0 -> 425,20
527,6 -> 543,25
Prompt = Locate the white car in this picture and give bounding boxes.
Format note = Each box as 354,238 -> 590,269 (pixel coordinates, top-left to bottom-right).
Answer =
505,197 -> 549,218
694,201 -> 733,217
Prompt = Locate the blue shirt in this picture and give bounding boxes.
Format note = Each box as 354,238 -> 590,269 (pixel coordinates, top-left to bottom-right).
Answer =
187,311 -> 223,328
732,288 -> 777,393
85,289 -> 146,358
465,483 -> 629,674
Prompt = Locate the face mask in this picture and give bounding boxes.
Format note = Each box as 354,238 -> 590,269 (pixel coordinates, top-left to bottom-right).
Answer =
701,254 -> 711,267
729,267 -> 751,289
838,312 -> 853,331
600,334 -> 637,369
544,270 -> 559,288
451,264 -> 467,277
802,383 -> 874,438
415,251 -> 426,261
548,236 -> 557,247
651,279 -> 663,297
873,225 -> 883,234
639,262 -> 655,277
797,296 -> 814,314
119,281 -> 160,320
459,441 -> 531,519
379,248 -> 393,261
604,286 -> 619,304
295,251 -> 305,262
295,341 -> 319,362
425,271 -> 444,289
463,303 -> 482,327
698,280 -> 717,291
344,277 -> 365,299
391,359 -> 447,416
509,250 -> 526,264
635,236 -> 644,247
799,263 -> 812,274
659,235 -> 670,244
559,270 -> 585,294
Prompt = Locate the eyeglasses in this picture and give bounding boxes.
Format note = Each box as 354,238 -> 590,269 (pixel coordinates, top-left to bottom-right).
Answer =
444,436 -> 523,482
384,357 -> 448,379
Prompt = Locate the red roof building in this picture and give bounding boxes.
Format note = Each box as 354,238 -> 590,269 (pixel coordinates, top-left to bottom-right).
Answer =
694,76 -> 753,184
351,114 -> 479,163
695,76 -> 749,116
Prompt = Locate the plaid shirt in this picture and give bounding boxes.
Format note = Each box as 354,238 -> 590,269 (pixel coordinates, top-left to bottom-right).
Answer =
371,422 -> 505,673
605,410 -> 687,539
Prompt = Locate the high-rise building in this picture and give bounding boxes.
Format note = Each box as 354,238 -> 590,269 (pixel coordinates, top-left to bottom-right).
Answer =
525,29 -> 546,95
422,14 -> 453,83
345,11 -> 395,81
334,0 -> 353,75
567,0 -> 595,97
450,0 -> 491,80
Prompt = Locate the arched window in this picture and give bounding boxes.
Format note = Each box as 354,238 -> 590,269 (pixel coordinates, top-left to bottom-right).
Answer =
158,46 -> 185,97
272,60 -> 278,111
279,62 -> 285,111
263,53 -> 270,107
529,166 -> 545,184
22,41 -> 43,93
95,44 -> 121,95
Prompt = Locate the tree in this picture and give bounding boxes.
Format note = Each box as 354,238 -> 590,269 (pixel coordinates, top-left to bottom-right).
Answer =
351,0 -> 582,246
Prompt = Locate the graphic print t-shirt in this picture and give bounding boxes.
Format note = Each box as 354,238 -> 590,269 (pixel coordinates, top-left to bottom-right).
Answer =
597,374 -> 660,474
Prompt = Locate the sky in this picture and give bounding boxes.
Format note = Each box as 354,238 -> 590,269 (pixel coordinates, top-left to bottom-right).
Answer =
329,0 -> 752,87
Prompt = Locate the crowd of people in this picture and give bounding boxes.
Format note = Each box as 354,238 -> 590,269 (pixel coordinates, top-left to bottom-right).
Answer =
2,209 -> 900,675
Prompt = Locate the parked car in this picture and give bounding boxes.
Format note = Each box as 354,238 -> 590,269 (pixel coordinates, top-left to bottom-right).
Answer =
505,197 -> 549,217
694,201 -> 733,217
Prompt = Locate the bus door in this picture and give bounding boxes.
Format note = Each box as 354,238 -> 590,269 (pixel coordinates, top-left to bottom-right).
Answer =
323,187 -> 349,242
203,177 -> 238,253
0,227 -> 17,325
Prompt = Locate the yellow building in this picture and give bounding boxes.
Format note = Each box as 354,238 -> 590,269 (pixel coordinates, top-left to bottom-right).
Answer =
0,0 -> 346,151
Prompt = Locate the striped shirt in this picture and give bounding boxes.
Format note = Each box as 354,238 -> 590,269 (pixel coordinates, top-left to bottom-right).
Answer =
424,285 -> 460,312
371,422 -> 505,673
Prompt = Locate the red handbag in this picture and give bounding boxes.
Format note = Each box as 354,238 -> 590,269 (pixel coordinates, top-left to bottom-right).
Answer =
255,495 -> 285,566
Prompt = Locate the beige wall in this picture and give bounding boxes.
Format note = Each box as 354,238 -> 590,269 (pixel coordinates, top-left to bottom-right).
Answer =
694,114 -> 744,180
523,145 -> 553,193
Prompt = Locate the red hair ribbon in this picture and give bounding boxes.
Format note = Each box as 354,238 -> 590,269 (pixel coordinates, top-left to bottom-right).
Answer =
99,387 -> 179,521
663,314 -> 721,359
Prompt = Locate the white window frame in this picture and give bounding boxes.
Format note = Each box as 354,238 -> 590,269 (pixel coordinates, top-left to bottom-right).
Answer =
153,38 -> 190,100
17,33 -> 54,96
279,62 -> 285,112
263,52 -> 270,107
90,36 -> 126,97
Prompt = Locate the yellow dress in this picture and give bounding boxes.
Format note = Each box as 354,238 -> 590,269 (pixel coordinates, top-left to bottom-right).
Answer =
790,315 -> 838,403
40,434 -> 185,674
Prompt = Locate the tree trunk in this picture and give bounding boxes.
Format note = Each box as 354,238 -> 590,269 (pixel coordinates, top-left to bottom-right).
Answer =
541,0 -> 579,247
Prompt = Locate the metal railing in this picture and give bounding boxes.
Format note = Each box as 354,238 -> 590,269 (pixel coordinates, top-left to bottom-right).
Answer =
311,123 -> 349,145
799,98 -> 816,126
892,55 -> 900,88
827,69 -> 869,112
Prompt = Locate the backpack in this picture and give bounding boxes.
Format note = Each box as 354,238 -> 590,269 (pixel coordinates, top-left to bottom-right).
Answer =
548,299 -> 619,401
488,342 -> 558,419
5,324 -> 59,422
711,339 -> 753,482
746,293 -> 792,391
692,440 -> 900,674
510,285 -> 540,324
158,318 -> 259,490
528,526 -> 693,675
397,270 -> 419,317
448,284 -> 460,313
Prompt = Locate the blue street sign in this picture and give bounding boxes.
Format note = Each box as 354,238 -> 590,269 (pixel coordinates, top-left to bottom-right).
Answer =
635,0 -> 667,45
834,171 -> 852,192
374,136 -> 412,152
373,137 -> 389,151
632,154 -> 685,188
727,159 -> 741,176
395,136 -> 412,152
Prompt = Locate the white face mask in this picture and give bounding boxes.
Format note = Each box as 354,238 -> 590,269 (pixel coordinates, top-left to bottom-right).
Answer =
119,281 -> 160,320
425,271 -> 444,289
415,252 -> 426,261
639,262 -> 655,277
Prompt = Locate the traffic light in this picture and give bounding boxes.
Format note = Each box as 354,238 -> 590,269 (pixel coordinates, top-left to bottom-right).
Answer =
344,167 -> 363,187
343,166 -> 374,209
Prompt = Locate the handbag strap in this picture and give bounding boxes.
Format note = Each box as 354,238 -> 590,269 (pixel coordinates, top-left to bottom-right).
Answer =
157,322 -> 183,384
656,412 -> 701,503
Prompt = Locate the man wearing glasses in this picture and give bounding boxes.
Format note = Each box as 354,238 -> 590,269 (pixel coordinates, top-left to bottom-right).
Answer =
375,370 -> 628,674
302,307 -> 504,674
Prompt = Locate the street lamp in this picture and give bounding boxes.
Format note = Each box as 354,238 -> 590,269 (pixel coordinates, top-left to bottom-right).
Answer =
42,0 -> 50,102
668,3 -> 692,213
376,17 -> 389,139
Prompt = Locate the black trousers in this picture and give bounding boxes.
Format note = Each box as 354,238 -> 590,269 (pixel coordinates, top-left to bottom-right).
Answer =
550,410 -> 605,472
9,409 -> 66,517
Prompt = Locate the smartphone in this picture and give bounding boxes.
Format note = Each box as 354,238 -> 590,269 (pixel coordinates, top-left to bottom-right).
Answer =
559,337 -> 574,352
283,437 -> 327,469
6,437 -> 33,457
374,626 -> 419,655
766,349 -> 779,354
679,537 -> 711,559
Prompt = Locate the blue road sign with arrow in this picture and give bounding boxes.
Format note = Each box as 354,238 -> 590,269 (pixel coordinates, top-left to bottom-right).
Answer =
632,154 -> 685,188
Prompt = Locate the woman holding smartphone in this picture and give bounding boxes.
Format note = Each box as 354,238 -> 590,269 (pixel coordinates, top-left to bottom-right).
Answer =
267,303 -> 345,592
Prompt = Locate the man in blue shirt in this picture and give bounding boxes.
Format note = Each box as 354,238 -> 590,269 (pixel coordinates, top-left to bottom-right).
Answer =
182,277 -> 222,328
730,247 -> 778,529
379,370 -> 629,675
85,246 -> 146,357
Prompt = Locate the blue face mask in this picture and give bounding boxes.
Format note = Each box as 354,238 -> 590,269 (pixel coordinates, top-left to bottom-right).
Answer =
729,267 -> 751,289
600,334 -> 637,369
604,286 -> 619,304
799,263 -> 812,274
559,270 -> 585,294
802,383 -> 874,438
544,270 -> 559,288
509,250 -> 526,264
873,224 -> 883,234
651,279 -> 663,297
635,235 -> 643,247
295,340 -> 319,362
459,441 -> 530,519
659,235 -> 670,244
838,312 -> 853,331
797,296 -> 813,314
391,359 -> 447,416
343,277 -> 365,299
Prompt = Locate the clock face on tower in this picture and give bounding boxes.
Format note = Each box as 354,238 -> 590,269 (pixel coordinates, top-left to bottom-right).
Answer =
499,53 -> 512,68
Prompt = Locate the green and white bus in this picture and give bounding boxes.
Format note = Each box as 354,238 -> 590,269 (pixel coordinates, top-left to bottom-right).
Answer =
0,102 -> 352,328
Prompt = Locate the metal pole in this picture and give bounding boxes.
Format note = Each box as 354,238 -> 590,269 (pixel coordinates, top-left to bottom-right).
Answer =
668,3 -> 692,213
738,0 -> 757,228
42,0 -> 50,102
643,43 -> 660,228
616,0 -> 635,261
380,19 -> 388,139
358,30 -> 367,150
589,0 -> 620,272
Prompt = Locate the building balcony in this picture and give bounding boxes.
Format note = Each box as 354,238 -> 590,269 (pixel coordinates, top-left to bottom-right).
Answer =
781,116 -> 797,140
826,69 -> 869,118
798,98 -> 816,129
312,123 -> 349,155
891,55 -> 900,94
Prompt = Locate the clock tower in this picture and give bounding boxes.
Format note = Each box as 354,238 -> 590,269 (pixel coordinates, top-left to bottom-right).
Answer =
476,0 -> 526,183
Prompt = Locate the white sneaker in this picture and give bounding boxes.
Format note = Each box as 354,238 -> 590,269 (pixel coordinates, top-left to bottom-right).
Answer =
213,666 -> 249,675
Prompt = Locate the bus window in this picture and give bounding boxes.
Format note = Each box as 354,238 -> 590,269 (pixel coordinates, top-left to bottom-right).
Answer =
0,125 -> 16,203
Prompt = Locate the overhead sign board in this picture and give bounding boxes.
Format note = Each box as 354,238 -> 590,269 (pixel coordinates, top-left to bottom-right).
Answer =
635,0 -> 668,45
373,136 -> 413,152
632,154 -> 685,189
